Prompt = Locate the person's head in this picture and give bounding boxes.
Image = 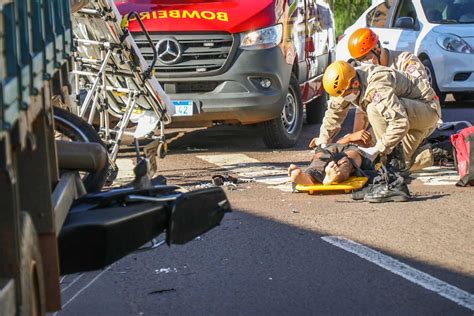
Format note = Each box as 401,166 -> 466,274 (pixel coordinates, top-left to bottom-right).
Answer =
322,60 -> 361,103
348,28 -> 382,65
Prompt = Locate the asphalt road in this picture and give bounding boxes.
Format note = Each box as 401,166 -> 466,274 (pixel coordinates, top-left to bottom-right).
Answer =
55,100 -> 474,315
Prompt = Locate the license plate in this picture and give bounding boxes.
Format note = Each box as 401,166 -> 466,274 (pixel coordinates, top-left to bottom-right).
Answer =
172,100 -> 194,116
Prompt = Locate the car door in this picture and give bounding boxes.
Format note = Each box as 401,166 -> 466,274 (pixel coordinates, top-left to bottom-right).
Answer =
305,0 -> 319,80
289,0 -> 308,82
365,0 -> 399,51
389,0 -> 420,52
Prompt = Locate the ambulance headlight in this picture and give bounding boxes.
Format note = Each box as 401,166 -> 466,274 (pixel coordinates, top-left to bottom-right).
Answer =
240,24 -> 283,50
436,33 -> 474,54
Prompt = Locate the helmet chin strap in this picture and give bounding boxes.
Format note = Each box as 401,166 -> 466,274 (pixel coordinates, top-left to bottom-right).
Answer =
375,50 -> 382,64
374,42 -> 382,64
369,49 -> 381,64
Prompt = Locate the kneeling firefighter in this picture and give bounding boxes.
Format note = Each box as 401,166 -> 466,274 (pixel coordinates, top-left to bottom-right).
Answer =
347,27 -> 436,133
315,61 -> 441,202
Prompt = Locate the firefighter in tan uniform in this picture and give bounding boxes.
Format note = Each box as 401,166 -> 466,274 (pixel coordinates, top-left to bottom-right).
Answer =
317,61 -> 441,170
347,28 -> 434,132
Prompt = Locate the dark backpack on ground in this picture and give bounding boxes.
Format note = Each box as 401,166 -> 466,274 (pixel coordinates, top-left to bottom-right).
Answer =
427,121 -> 471,165
451,126 -> 474,187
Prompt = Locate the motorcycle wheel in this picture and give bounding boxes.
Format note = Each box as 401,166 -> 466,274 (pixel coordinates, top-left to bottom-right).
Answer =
53,107 -> 111,192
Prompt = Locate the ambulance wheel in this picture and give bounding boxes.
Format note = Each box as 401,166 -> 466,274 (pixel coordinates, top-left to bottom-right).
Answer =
306,91 -> 328,124
53,107 -> 110,192
262,74 -> 303,148
20,212 -> 45,316
422,58 -> 446,104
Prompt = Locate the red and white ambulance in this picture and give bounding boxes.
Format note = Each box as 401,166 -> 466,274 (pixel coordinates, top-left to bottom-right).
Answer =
116,0 -> 336,148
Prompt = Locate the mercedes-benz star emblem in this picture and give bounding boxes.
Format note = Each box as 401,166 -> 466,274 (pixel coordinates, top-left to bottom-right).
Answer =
156,38 -> 182,65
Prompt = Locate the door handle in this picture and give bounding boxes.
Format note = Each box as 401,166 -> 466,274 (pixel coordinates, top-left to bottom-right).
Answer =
383,41 -> 390,45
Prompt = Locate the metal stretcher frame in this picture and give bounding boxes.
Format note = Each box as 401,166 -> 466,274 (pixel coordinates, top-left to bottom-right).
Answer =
71,0 -> 174,162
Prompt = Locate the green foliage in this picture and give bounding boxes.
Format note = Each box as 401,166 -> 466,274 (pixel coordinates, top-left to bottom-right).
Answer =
328,0 -> 372,37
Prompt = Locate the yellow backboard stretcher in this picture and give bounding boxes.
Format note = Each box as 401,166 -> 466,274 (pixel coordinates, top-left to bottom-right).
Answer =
295,177 -> 369,194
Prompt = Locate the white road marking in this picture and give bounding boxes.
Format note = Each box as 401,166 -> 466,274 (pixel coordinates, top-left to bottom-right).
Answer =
198,154 -> 459,189
413,167 -> 459,186
60,273 -> 85,293
197,154 -> 292,191
322,236 -> 474,311
113,158 -> 136,186
55,266 -> 112,315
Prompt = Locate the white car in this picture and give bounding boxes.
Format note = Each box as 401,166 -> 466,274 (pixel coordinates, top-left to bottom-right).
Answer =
336,0 -> 474,103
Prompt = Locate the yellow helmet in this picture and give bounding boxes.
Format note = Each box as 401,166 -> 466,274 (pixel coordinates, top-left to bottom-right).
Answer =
322,61 -> 357,97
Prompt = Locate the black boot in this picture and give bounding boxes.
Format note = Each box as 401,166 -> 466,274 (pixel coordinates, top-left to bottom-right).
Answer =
352,185 -> 373,200
363,165 -> 411,203
351,169 -> 390,201
387,143 -> 407,173
352,145 -> 411,201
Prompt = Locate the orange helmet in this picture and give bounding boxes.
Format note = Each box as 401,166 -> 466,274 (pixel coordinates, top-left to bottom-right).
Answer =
348,28 -> 379,59
323,61 -> 356,97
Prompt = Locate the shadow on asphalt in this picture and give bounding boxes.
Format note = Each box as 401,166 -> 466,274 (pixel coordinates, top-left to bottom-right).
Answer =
410,193 -> 451,202
161,111 -> 358,153
59,208 -> 473,315
145,101 -> 474,158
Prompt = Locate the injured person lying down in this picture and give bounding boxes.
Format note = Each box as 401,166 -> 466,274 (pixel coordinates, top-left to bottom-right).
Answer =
289,129 -> 374,186
290,131 -> 413,203
288,143 -> 373,186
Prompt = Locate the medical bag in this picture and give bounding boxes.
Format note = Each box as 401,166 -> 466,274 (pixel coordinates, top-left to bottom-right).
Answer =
451,126 -> 474,186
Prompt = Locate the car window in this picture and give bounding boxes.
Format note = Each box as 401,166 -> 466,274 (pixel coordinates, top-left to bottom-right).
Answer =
366,0 -> 394,28
392,0 -> 418,27
316,1 -> 333,30
396,0 -> 417,20
421,0 -> 474,24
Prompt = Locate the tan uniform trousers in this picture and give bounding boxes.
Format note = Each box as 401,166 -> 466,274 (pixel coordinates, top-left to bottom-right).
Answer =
367,98 -> 439,169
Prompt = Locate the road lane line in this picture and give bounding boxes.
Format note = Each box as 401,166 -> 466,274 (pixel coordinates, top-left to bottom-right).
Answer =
413,167 -> 459,186
55,266 -> 112,314
322,236 -> 474,311
197,154 -> 292,191
60,273 -> 85,293
198,154 -> 459,190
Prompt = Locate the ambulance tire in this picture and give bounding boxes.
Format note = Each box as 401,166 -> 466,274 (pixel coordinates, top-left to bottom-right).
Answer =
19,212 -> 45,316
422,58 -> 446,104
53,107 -> 110,192
262,74 -> 303,148
306,91 -> 328,124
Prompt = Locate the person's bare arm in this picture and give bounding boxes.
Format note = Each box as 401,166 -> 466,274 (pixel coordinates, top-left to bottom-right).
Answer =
353,110 -> 369,132
336,130 -> 372,147
316,97 -> 351,146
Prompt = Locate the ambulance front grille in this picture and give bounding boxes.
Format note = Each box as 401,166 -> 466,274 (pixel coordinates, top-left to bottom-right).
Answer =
133,32 -> 235,78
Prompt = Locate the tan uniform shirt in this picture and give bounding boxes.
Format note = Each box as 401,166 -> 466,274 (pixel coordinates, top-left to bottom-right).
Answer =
354,49 -> 430,115
319,64 -> 440,154
387,50 -> 429,82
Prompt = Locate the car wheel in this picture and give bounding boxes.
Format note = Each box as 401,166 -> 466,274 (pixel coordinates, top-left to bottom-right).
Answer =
306,90 -> 328,124
421,58 -> 446,104
453,93 -> 474,102
261,74 -> 303,149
